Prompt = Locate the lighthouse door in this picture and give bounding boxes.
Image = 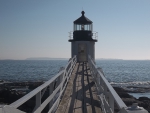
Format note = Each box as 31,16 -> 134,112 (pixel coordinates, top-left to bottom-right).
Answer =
78,43 -> 87,62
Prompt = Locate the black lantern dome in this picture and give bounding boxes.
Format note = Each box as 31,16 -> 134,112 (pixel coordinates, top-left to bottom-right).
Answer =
69,11 -> 97,42
74,11 -> 92,24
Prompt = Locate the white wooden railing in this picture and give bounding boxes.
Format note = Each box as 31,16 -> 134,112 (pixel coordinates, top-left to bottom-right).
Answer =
0,56 -> 77,113
88,56 -> 148,113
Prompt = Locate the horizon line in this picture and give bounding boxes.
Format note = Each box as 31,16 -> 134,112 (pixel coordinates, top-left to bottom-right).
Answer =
0,57 -> 150,61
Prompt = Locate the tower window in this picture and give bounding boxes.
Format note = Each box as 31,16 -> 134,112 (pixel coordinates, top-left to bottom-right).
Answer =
81,25 -> 84,30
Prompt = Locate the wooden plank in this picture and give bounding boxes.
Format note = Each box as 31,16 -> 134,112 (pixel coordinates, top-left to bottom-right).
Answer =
74,63 -> 83,113
55,63 -> 78,113
84,62 -> 92,113
87,63 -> 102,113
56,62 -> 102,113
68,63 -> 80,113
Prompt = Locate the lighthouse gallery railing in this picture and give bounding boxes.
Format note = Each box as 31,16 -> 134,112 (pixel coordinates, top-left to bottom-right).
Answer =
0,56 -> 77,113
68,31 -> 98,41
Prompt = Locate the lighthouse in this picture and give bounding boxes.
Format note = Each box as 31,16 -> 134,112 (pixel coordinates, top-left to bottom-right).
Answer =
69,11 -> 98,62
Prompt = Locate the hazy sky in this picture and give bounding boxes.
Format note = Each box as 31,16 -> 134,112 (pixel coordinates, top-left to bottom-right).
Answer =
0,0 -> 150,60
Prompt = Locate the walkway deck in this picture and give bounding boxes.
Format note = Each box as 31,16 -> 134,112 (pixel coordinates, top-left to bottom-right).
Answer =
56,62 -> 102,113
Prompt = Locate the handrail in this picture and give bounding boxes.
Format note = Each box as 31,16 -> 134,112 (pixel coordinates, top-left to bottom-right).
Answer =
10,70 -> 64,108
0,56 -> 77,113
92,31 -> 98,41
95,61 -> 126,108
88,55 -> 148,113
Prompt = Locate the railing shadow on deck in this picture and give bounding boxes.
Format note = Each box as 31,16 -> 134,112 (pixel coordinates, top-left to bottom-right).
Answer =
88,55 -> 148,113
0,56 -> 77,113
68,62 -> 100,113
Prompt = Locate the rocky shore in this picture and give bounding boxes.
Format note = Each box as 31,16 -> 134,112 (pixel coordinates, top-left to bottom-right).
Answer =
0,81 -> 44,105
0,81 -> 150,113
113,86 -> 150,113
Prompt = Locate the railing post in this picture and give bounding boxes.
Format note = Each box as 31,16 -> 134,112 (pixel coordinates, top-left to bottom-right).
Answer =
108,92 -> 114,112
33,91 -> 41,112
103,84 -> 107,97
49,82 -> 54,109
99,77 -> 102,92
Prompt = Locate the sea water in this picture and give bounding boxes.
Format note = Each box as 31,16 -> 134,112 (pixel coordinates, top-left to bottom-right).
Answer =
129,92 -> 150,99
0,60 -> 68,82
96,60 -> 150,99
96,60 -> 150,87
0,60 -> 150,84
1,59 -> 150,98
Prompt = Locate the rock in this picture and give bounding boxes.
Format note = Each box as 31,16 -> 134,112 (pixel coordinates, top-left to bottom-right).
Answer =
117,92 -> 135,98
113,86 -> 150,113
0,82 -> 43,104
122,98 -> 137,106
137,97 -> 150,112
139,97 -> 150,101
113,87 -> 127,92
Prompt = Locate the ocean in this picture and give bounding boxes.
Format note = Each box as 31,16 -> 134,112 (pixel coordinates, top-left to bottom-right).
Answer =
0,60 -> 150,86
96,60 -> 150,99
0,60 -> 150,98
96,60 -> 150,88
0,60 -> 68,82
1,59 -> 150,98
0,60 -> 150,85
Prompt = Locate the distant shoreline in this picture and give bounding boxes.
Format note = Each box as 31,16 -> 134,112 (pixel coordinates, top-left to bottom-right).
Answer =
25,58 -> 69,60
0,58 -> 69,60
0,58 -> 150,60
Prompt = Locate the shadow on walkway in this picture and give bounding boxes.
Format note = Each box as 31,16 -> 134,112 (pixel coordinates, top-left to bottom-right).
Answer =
68,62 -> 100,113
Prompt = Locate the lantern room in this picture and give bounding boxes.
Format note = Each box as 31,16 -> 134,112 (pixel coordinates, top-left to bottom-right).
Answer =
74,11 -> 93,31
69,11 -> 98,62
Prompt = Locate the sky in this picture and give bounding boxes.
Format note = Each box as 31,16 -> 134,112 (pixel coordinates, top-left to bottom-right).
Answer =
0,0 -> 150,60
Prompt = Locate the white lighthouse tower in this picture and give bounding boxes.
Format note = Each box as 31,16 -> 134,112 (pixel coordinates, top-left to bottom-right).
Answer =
69,11 -> 98,62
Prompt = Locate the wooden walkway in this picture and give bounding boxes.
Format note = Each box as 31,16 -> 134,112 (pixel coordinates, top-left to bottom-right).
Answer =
56,62 -> 102,113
